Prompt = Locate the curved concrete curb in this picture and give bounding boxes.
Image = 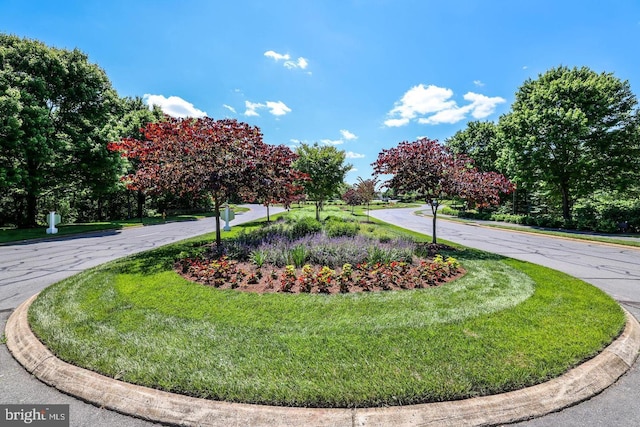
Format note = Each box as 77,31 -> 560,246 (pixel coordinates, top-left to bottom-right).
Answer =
6,294 -> 640,427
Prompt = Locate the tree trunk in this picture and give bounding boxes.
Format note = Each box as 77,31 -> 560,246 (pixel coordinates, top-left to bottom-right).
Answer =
266,204 -> 270,222
561,185 -> 571,221
430,201 -> 438,244
97,197 -> 104,222
315,201 -> 321,221
136,190 -> 145,219
25,192 -> 38,228
126,190 -> 132,219
213,196 -> 222,247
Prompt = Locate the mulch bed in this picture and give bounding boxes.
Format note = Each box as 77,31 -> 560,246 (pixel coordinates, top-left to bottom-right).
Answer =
176,243 -> 464,294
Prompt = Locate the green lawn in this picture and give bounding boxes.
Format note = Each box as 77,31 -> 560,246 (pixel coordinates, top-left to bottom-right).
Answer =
28,212 -> 625,407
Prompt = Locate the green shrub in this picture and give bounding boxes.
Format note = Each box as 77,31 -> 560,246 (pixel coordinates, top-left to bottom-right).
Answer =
325,220 -> 360,238
290,216 -> 322,238
440,206 -> 459,216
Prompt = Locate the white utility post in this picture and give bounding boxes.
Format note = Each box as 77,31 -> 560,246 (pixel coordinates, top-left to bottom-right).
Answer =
222,205 -> 235,231
46,211 -> 61,234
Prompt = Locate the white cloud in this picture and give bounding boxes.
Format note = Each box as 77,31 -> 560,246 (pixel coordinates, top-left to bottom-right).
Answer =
244,100 -> 292,117
383,118 -> 410,127
464,92 -> 506,118
340,129 -> 357,140
265,101 -> 292,116
222,104 -> 236,114
388,84 -> 455,122
265,50 -> 309,71
297,57 -> 308,69
345,151 -> 365,159
384,84 -> 505,127
284,57 -> 309,70
244,100 -> 264,117
418,107 -> 471,125
143,94 -> 207,118
264,50 -> 290,61
473,80 -> 485,87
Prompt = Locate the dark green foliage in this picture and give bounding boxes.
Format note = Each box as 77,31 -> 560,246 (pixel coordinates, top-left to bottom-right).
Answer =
498,65 -> 640,220
445,121 -> 501,173
0,34 -> 123,226
324,217 -> 360,238
289,216 -> 323,238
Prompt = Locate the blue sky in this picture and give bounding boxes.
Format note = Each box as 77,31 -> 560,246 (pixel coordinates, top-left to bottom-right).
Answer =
2,0 -> 639,183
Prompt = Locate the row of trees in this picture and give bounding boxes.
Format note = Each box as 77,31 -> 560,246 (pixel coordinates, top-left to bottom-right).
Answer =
109,116 -> 511,245
3,34 -> 637,234
0,34 -> 357,229
446,66 -> 640,226
109,117 -> 306,245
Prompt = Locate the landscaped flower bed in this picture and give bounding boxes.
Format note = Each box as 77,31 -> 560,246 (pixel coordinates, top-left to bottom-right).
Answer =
177,254 -> 463,294
175,217 -> 464,294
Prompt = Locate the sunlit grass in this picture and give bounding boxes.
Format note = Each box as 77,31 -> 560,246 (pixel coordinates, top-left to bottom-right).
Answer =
28,213 -> 625,407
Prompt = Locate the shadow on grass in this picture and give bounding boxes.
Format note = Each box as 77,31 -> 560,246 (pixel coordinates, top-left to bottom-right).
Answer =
1,226 -> 123,245
453,247 -> 506,261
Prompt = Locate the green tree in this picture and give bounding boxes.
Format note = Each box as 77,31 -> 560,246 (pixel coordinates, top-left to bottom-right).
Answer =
445,121 -> 500,173
293,143 -> 352,221
0,34 -> 122,226
498,66 -> 640,220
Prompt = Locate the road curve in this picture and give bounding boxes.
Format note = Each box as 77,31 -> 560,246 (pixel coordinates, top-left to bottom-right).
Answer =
370,206 -> 640,427
0,205 -> 285,312
370,206 -> 640,303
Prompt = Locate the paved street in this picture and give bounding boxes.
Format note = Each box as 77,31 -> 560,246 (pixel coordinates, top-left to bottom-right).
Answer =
370,207 -> 640,427
2,204 -> 639,426
1,205 -> 284,427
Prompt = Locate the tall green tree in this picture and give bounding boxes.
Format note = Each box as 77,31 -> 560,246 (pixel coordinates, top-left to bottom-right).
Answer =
498,66 -> 640,220
445,121 -> 500,173
0,34 -> 122,226
293,143 -> 352,220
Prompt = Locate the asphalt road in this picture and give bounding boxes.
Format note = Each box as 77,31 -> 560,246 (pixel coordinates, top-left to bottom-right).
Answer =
2,205 -> 639,426
370,207 -> 640,427
1,205 -> 284,427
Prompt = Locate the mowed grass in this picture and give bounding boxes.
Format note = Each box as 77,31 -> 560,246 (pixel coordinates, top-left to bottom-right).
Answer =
28,214 -> 625,407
